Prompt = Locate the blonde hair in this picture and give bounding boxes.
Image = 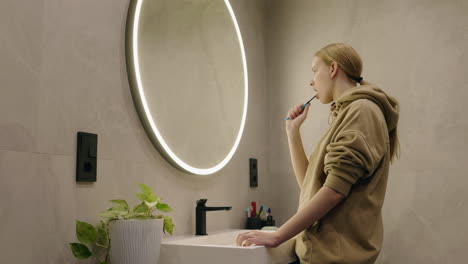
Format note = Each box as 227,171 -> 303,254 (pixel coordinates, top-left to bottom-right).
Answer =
315,43 -> 400,163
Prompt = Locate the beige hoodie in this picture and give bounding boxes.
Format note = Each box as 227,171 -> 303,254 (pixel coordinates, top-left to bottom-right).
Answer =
295,84 -> 399,264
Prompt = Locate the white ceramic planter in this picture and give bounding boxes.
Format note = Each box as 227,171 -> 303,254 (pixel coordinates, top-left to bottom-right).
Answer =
109,218 -> 164,264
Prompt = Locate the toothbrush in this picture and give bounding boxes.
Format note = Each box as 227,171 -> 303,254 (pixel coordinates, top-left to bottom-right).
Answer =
266,207 -> 271,217
285,94 -> 317,120
257,205 -> 264,218
246,207 -> 250,218
251,201 -> 257,218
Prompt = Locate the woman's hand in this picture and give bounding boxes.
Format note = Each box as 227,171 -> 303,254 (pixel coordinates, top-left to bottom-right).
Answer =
285,103 -> 311,134
236,230 -> 282,248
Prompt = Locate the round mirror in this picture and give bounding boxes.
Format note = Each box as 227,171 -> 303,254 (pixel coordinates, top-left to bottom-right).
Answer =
126,0 -> 248,175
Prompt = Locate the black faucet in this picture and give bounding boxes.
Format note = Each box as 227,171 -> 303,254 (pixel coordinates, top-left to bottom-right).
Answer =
195,199 -> 232,236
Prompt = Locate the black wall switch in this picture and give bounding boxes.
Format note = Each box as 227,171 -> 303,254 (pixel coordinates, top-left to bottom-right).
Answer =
250,158 -> 258,187
76,132 -> 98,182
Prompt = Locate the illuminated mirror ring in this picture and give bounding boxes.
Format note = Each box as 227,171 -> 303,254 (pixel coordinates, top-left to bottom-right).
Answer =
125,0 -> 248,175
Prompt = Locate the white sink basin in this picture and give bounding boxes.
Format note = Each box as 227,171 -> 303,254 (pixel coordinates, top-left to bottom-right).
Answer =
159,229 -> 297,264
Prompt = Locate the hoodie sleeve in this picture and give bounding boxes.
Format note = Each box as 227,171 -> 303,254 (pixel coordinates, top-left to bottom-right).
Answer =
323,100 -> 388,197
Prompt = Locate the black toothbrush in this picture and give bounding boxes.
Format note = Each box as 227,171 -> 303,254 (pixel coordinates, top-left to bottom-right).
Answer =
285,94 -> 317,120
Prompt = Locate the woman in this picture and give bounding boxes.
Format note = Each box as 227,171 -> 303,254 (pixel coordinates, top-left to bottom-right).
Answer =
236,43 -> 400,264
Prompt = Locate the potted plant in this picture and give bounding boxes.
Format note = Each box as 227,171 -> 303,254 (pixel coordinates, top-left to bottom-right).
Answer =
69,183 -> 174,264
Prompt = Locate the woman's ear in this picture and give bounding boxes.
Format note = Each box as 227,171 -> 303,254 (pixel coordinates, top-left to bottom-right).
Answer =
329,61 -> 338,78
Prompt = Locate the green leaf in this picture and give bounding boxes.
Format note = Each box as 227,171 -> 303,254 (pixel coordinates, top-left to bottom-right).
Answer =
98,209 -> 119,219
110,199 -> 129,211
135,193 -> 147,202
96,221 -> 109,248
136,183 -> 161,203
138,183 -> 153,196
156,203 -> 173,213
99,208 -> 126,220
126,202 -> 149,219
132,202 -> 149,214
70,243 -> 92,259
144,201 -> 159,209
76,221 -> 97,244
98,200 -> 130,219
163,216 -> 174,235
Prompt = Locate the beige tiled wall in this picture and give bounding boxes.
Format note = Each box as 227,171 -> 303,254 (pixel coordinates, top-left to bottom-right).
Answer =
3,0 -> 467,263
0,0 -> 270,263
265,0 -> 468,263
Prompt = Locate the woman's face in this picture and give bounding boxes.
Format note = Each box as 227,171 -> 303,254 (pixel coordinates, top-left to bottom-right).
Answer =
310,56 -> 334,104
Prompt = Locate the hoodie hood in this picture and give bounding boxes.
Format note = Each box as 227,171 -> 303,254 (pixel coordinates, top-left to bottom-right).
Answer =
330,84 -> 399,132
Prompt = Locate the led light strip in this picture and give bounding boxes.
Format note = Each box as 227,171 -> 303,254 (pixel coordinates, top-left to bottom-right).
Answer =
131,0 -> 248,175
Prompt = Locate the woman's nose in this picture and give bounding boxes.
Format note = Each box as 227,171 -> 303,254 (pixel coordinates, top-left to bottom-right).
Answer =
310,80 -> 315,86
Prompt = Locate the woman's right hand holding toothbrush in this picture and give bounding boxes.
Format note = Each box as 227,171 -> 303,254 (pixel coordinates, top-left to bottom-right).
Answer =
285,103 -> 311,134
